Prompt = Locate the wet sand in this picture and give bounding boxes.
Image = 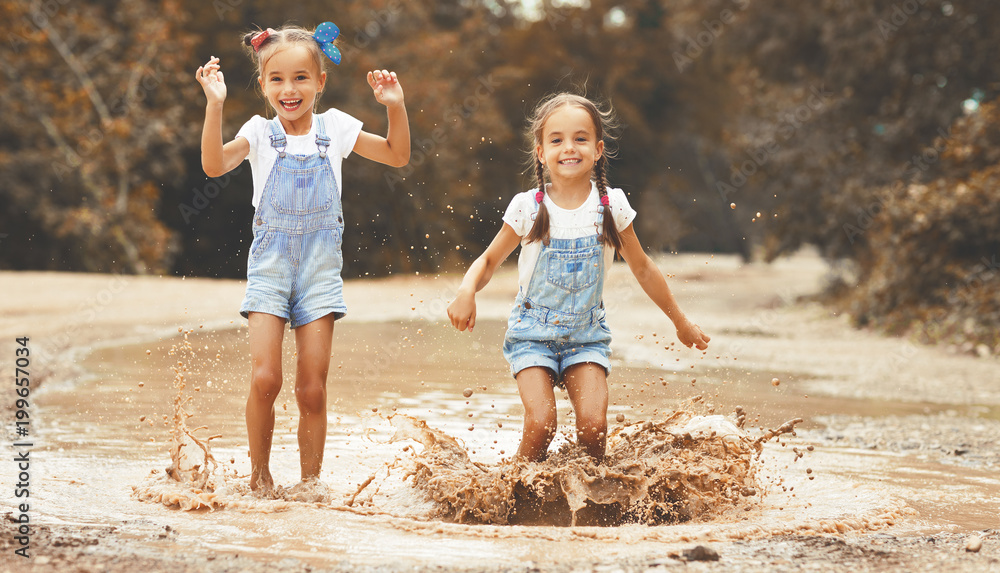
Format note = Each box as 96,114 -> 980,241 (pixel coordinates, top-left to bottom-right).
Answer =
1,250 -> 998,572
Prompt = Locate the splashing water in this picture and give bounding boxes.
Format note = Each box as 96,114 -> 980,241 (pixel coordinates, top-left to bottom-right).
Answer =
131,330 -> 229,510
377,404 -> 803,527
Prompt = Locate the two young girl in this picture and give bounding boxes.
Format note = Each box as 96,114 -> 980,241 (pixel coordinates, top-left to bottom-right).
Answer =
196,22 -> 409,494
197,23 -> 707,491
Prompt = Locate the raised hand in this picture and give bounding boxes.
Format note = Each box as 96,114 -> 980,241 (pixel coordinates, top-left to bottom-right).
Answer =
196,56 -> 227,105
367,69 -> 404,108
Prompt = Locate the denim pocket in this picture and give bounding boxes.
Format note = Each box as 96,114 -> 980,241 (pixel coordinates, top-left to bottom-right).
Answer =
545,246 -> 601,292
248,230 -> 273,266
270,163 -> 335,215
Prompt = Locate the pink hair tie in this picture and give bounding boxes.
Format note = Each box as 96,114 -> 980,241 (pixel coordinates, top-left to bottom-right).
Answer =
600,195 -> 610,206
250,28 -> 275,52
535,190 -> 544,204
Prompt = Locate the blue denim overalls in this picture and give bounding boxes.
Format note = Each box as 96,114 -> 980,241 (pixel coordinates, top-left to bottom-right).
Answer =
502,199 -> 612,382
240,116 -> 347,328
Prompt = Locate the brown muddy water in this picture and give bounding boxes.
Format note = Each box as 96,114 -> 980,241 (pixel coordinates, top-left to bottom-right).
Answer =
23,316 -> 998,570
6,254 -> 999,570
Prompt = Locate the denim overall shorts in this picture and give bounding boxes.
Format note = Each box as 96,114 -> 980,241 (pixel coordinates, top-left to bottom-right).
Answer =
240,116 -> 347,328
502,212 -> 613,383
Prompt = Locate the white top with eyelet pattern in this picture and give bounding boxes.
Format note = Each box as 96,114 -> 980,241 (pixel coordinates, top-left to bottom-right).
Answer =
502,182 -> 636,293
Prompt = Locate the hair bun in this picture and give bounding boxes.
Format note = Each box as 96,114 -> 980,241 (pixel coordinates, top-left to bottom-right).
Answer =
242,32 -> 257,46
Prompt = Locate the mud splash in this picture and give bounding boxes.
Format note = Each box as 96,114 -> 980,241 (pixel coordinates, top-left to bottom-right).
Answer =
131,329 -> 230,510
130,330 -> 350,511
384,403 -> 804,527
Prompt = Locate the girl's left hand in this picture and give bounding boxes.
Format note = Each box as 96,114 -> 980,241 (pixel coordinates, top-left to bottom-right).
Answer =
677,320 -> 711,350
367,69 -> 404,107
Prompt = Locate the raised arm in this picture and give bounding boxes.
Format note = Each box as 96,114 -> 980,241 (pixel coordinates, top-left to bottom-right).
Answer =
352,70 -> 410,167
616,224 -> 710,349
447,224 -> 522,332
196,57 -> 249,177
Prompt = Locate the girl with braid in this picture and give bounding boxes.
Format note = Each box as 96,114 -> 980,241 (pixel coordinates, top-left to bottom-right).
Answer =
447,93 -> 710,462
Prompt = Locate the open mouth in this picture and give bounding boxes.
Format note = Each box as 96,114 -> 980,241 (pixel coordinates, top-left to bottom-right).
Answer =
559,158 -> 582,165
279,99 -> 303,111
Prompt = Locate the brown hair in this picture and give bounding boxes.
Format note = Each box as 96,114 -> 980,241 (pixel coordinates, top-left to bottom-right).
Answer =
524,93 -> 623,251
242,24 -> 333,104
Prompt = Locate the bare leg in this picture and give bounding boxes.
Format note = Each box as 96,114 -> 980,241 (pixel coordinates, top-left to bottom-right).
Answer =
293,314 -> 335,481
246,312 -> 286,493
515,366 -> 558,462
563,363 -> 609,462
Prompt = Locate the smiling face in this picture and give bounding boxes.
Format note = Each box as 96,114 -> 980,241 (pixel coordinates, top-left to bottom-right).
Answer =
258,45 -> 326,132
536,105 -> 604,183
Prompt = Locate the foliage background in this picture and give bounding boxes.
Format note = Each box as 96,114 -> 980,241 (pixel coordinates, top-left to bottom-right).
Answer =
1,0 -> 997,351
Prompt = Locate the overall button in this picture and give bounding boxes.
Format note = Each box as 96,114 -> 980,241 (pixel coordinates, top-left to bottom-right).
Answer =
256,218 -> 264,226
337,216 -> 343,223
524,301 -> 532,309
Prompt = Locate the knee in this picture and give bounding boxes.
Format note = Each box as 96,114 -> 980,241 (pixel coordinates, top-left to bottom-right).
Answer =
295,382 -> 327,414
250,367 -> 282,402
576,409 -> 607,437
523,405 -> 557,436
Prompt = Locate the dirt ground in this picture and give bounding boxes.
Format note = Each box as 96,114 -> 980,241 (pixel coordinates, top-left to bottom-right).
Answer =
1,253 -> 998,572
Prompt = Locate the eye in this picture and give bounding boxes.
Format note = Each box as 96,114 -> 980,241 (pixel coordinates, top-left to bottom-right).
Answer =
296,75 -> 308,81
550,138 -> 561,144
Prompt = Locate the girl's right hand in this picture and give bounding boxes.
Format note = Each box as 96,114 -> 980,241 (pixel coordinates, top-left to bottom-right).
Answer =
196,57 -> 227,104
676,319 -> 710,350
447,292 -> 477,332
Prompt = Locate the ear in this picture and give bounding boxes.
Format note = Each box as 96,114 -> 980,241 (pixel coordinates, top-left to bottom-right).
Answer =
318,71 -> 327,93
595,139 -> 604,161
536,143 -> 545,165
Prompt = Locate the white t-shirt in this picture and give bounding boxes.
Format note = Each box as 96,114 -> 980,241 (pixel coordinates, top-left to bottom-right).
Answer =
235,108 -> 363,208
502,183 -> 636,292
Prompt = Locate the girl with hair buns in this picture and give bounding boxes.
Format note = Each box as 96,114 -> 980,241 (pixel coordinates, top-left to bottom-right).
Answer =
447,93 -> 709,462
195,22 -> 409,496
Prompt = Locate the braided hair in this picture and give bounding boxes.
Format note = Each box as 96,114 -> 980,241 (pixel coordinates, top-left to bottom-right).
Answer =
524,94 -> 623,251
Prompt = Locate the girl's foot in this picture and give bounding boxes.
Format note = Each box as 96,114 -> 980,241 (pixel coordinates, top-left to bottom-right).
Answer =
249,468 -> 274,497
287,477 -> 331,503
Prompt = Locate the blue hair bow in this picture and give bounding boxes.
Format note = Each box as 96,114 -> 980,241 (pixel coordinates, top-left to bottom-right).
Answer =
314,22 -> 342,65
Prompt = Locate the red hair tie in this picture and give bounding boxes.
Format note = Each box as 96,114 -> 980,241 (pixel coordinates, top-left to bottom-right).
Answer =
535,191 -> 544,204
600,195 -> 610,206
250,28 -> 275,52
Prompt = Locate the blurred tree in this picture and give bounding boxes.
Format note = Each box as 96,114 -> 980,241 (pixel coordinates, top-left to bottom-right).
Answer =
4,0 -> 998,351
846,98 -> 1000,351
710,0 -> 1000,350
0,0 -> 197,273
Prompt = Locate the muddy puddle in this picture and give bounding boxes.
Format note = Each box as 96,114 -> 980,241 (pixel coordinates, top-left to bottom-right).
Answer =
14,313 -> 993,570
